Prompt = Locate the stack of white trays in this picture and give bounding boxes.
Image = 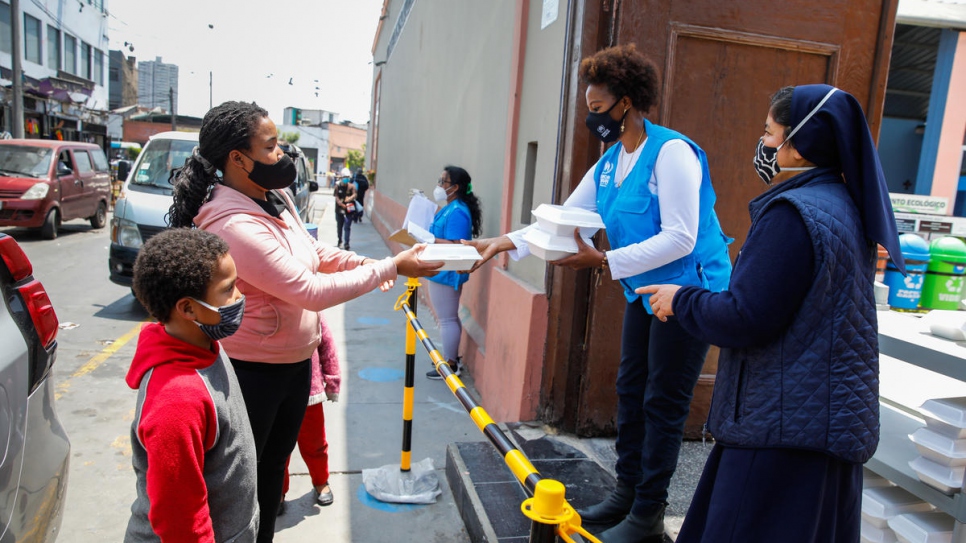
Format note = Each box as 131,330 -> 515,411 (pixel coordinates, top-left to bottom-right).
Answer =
861,486 -> 933,543
907,398 -> 966,495
523,204 -> 605,261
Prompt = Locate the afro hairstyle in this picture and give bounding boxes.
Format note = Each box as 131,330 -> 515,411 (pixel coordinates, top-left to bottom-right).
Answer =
578,43 -> 660,114
132,228 -> 230,322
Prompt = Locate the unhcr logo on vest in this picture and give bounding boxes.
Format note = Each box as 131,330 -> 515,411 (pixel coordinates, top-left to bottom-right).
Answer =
600,161 -> 614,188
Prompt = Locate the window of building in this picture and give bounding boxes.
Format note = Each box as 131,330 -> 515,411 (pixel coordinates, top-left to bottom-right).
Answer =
47,25 -> 60,70
64,34 -> 76,74
93,49 -> 103,85
0,1 -> 10,54
24,13 -> 41,64
80,42 -> 90,79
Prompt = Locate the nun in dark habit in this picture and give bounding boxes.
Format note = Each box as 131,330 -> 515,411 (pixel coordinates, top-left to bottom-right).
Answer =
638,84 -> 905,543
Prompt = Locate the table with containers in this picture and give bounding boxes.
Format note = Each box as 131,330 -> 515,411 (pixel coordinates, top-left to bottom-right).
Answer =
865,233 -> 966,543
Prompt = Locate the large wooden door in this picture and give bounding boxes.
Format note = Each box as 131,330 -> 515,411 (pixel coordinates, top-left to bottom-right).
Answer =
540,0 -> 898,436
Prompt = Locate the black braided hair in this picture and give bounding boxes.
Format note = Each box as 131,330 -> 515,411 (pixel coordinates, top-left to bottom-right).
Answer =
443,165 -> 482,238
167,101 -> 269,227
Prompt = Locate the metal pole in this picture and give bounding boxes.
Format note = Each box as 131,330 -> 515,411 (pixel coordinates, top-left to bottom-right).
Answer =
209,71 -> 212,110
399,276 -> 419,472
170,87 -> 176,131
10,0 -> 24,138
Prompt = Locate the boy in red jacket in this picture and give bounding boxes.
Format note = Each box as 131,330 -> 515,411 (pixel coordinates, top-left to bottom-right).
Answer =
125,228 -> 258,542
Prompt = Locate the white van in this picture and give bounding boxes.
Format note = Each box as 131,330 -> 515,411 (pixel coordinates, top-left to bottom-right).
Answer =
108,131 -> 198,286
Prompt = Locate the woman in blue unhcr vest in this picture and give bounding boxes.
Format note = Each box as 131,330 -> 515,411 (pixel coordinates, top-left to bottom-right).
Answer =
639,85 -> 906,543
464,44 -> 732,543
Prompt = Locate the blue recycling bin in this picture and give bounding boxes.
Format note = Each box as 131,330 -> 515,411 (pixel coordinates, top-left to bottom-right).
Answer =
883,233 -> 931,310
305,223 -> 318,240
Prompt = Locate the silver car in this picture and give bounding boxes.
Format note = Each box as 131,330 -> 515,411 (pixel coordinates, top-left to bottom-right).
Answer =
0,232 -> 69,541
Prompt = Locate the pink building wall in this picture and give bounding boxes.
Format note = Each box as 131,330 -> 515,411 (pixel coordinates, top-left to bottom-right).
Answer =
930,32 -> 966,206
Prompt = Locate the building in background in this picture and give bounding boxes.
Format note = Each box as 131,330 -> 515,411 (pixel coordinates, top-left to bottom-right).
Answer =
0,0 -> 111,146
137,56 -> 178,112
327,121 -> 366,174
108,49 -> 137,110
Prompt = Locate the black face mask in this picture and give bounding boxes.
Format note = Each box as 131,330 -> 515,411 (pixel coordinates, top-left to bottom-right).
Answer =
585,99 -> 627,143
241,152 -> 297,190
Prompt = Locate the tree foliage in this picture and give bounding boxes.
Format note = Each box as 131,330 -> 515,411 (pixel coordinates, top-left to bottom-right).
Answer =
279,131 -> 300,145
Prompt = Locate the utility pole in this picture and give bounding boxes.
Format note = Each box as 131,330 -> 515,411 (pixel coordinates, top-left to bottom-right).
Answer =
10,0 -> 24,138
170,87 -> 176,131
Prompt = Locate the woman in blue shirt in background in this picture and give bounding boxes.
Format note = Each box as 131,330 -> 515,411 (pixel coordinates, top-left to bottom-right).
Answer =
425,165 -> 482,379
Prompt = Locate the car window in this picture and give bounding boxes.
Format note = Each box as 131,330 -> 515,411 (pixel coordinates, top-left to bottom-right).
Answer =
132,139 -> 197,188
74,151 -> 93,174
90,149 -> 110,172
0,146 -> 53,178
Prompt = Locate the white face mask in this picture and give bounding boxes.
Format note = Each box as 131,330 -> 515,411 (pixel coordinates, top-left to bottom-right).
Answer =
433,185 -> 450,204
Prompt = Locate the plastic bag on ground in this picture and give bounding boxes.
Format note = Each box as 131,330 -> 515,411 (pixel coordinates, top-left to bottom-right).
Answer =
362,457 -> 442,504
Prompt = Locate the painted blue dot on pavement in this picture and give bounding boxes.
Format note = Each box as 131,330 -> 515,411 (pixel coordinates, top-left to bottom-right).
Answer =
356,484 -> 426,513
357,316 -> 392,326
358,367 -> 405,382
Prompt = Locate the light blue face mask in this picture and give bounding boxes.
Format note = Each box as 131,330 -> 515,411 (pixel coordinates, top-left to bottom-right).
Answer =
191,295 -> 246,340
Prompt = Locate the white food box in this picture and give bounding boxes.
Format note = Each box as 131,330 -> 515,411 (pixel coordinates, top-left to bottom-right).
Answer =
861,519 -> 899,543
531,204 -> 605,237
919,398 -> 966,439
418,244 -> 482,271
909,427 -> 966,466
887,511 -> 954,543
862,486 -> 933,529
523,228 -> 594,261
908,456 -> 965,494
864,467 -> 894,489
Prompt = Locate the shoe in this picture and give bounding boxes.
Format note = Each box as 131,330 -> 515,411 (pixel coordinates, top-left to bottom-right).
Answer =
577,481 -> 635,524
595,505 -> 666,543
426,359 -> 461,380
337,241 -> 342,249
315,484 -> 334,506
277,499 -> 286,517
344,244 -> 350,251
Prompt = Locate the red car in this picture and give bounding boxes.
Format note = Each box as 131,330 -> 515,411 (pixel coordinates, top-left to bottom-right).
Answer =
0,140 -> 112,239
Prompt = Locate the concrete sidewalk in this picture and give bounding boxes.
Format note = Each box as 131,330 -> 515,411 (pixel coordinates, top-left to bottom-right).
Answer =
279,191 -> 710,542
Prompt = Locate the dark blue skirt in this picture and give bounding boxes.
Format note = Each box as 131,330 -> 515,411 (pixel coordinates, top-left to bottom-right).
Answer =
676,444 -> 862,543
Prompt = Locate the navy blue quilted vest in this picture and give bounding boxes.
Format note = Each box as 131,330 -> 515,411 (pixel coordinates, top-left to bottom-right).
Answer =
708,168 -> 880,463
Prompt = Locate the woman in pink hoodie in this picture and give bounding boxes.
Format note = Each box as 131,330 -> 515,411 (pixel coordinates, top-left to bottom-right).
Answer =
168,101 -> 440,543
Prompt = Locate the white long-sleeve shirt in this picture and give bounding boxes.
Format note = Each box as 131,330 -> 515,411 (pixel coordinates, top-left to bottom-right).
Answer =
507,138 -> 701,280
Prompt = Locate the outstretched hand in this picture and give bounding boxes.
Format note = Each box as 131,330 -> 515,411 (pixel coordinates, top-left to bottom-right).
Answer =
635,284 -> 681,322
460,236 -> 515,273
550,229 -> 603,270
393,244 -> 444,278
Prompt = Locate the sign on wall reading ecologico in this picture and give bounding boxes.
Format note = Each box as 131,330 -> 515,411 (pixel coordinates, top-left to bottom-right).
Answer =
890,193 -> 949,215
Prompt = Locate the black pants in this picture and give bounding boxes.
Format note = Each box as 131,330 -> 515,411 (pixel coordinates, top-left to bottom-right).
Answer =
230,358 -> 311,543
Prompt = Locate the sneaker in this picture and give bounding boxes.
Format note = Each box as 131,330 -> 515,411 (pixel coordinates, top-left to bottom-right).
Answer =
426,359 -> 461,380
344,244 -> 350,251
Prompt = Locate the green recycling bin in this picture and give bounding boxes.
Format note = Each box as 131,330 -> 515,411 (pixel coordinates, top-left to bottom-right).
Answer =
920,236 -> 966,310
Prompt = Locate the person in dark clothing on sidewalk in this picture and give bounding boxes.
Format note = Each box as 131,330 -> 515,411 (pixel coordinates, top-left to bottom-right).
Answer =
334,175 -> 356,249
638,84 -> 906,543
353,170 -> 369,223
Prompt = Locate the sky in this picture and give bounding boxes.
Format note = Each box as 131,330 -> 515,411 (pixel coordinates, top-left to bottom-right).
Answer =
107,0 -> 384,123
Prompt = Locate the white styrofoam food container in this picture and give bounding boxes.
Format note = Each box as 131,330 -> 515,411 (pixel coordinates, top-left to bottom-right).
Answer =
887,511 -> 954,543
862,486 -> 933,528
909,427 -> 966,466
531,204 -> 606,237
861,519 -> 898,543
908,456 -> 965,494
418,244 -> 483,271
523,228 -> 594,261
919,397 -> 966,439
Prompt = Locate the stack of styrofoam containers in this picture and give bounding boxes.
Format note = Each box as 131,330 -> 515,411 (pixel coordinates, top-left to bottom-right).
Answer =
523,204 -> 605,261
861,486 -> 932,543
908,398 -> 966,495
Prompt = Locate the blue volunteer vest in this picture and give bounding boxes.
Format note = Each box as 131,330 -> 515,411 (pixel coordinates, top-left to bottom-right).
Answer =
595,119 -> 732,311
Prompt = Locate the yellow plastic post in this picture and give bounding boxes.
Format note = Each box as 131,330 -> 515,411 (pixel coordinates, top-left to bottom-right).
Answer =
400,277 -> 420,472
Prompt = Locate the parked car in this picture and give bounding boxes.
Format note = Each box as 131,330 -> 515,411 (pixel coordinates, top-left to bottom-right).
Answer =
109,132 -> 317,287
0,140 -> 111,239
0,232 -> 70,541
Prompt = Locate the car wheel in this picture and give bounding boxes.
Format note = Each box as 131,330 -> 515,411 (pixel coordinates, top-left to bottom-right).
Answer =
40,209 -> 59,240
89,201 -> 108,229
